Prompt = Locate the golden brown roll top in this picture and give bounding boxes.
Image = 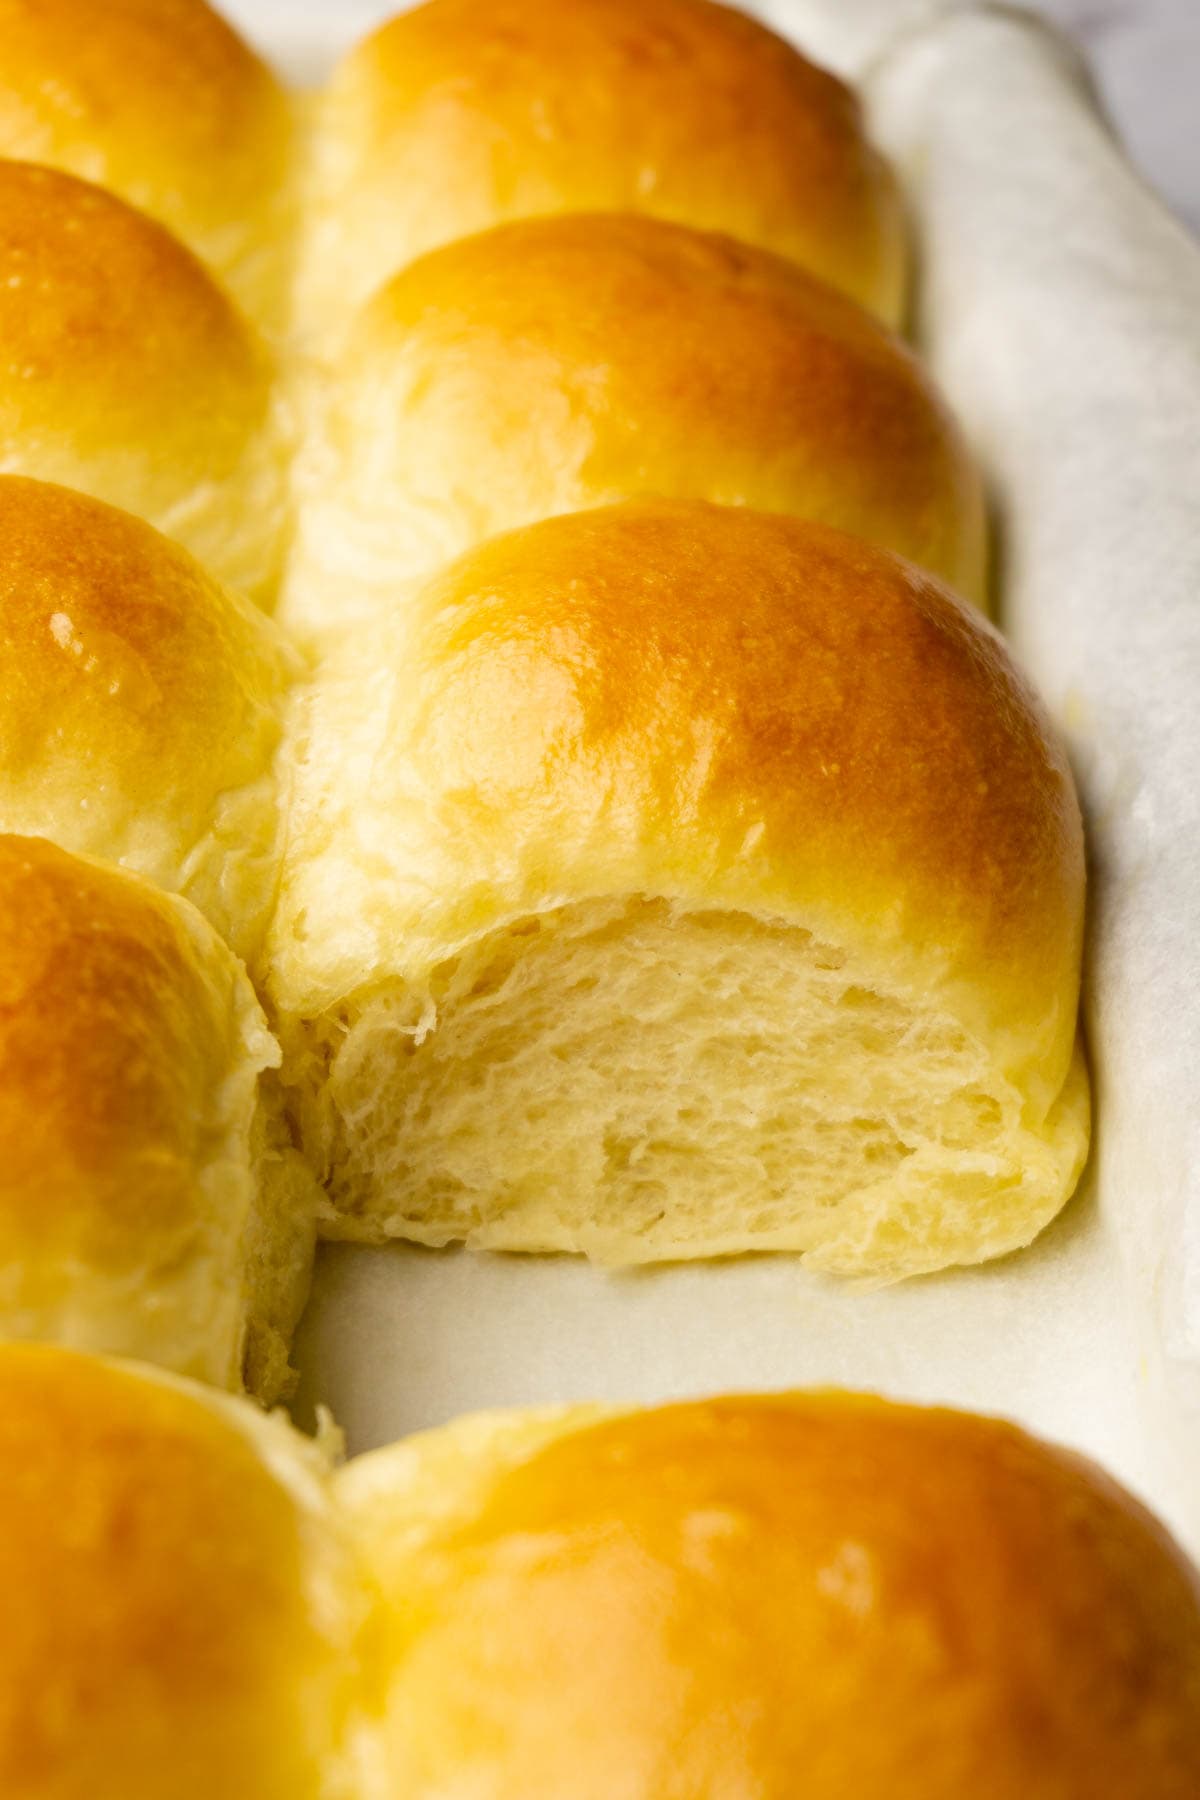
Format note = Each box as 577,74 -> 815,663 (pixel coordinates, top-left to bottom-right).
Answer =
300,0 -> 906,340
340,1391 -> 1200,1798
0,477 -> 298,963
10,1366 -> 1194,1797
284,213 -> 984,636
0,1344 -> 359,1800
0,837 -> 317,1400
0,0 -> 293,327
0,161 -> 285,604
270,501 -> 1087,1276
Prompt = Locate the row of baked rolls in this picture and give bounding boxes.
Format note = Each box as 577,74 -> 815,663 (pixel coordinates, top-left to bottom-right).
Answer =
280,210 -> 985,638
0,0 -> 1087,1311
7,1343 -> 1199,1799
0,146 -> 969,631
0,0 -> 903,346
0,474 -> 314,1396
267,0 -> 1086,1268
0,471 -> 1085,1335
0,0 -> 930,626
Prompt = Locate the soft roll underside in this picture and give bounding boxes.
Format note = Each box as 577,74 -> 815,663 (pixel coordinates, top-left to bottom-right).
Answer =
286,895 -> 1088,1279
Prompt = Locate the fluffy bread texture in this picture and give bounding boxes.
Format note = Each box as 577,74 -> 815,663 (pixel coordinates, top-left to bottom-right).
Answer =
0,1344 -> 360,1800
269,501 -> 1088,1278
300,0 -> 906,340
338,1391 -> 1200,1797
0,162 -> 286,604
0,0 -> 294,327
0,837 -> 317,1401
0,478 -> 300,963
284,213 -> 984,636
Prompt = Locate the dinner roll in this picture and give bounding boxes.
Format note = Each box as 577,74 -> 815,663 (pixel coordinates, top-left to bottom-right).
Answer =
0,837 -> 317,1400
269,501 -> 1088,1278
0,1344 -> 358,1799
301,0 -> 906,340
0,162 -> 285,604
0,478 -> 299,963
284,214 -> 984,636
339,1391 -> 1200,1797
0,0 -> 293,326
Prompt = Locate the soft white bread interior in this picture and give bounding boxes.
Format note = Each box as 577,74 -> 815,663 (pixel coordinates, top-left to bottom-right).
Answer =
0,1343 -> 360,1800
0,477 -> 299,964
269,500 -> 1089,1278
0,837 -> 317,1401
300,0 -> 906,341
338,1390 -> 1200,1798
0,0 -> 294,328
283,212 -> 984,637
0,161 -> 286,605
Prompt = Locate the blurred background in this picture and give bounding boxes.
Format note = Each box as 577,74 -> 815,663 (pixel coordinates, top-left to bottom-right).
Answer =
1037,0 -> 1198,232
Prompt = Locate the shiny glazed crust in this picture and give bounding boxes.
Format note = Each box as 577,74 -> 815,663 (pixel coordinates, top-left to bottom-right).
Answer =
0,0 -> 294,325
338,1391 -> 1200,1797
275,500 -> 1081,1093
285,212 -> 983,634
0,477 -> 298,962
302,0 -> 907,334
6,1354 -> 1200,1798
0,162 -> 285,602
0,1344 -> 357,1800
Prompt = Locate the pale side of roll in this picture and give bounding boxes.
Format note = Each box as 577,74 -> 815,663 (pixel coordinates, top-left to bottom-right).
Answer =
0,836 -> 318,1401
338,1390 -> 1200,1797
282,211 -> 984,637
269,500 -> 1088,1279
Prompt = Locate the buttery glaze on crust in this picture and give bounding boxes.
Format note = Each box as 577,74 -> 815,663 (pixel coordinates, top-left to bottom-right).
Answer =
0,1345 -> 354,1800
275,501 -> 1080,1099
340,1392 -> 1200,1797
286,214 -> 984,634
303,0 -> 906,336
0,162 -> 284,602
0,0 -> 293,325
0,477 -> 299,961
0,836 -> 317,1397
